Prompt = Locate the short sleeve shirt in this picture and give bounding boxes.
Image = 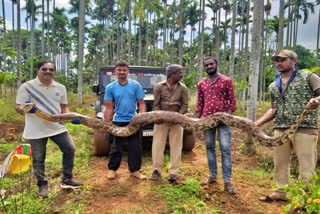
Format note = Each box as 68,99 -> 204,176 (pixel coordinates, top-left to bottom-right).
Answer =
16,77 -> 68,139
104,79 -> 145,122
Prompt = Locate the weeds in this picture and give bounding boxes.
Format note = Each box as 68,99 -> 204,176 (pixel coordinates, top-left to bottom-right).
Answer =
155,178 -> 212,213
0,98 -> 23,122
281,171 -> 320,214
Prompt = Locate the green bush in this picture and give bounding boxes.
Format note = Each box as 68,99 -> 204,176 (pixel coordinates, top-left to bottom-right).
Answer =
280,171 -> 320,214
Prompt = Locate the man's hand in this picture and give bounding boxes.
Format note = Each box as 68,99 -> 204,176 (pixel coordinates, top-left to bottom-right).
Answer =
306,98 -> 320,110
24,101 -> 37,113
71,118 -> 81,124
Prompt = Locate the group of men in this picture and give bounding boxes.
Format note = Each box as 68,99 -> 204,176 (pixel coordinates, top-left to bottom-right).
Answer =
16,49 -> 319,203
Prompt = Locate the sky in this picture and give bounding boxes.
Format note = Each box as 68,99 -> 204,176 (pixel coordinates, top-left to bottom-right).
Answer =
2,0 -> 319,51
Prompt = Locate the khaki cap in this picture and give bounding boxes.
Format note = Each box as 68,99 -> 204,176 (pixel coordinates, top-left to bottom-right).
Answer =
271,49 -> 297,61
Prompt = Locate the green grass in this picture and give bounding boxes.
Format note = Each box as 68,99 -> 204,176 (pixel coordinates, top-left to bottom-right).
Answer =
1,95 -> 303,213
0,97 -> 23,122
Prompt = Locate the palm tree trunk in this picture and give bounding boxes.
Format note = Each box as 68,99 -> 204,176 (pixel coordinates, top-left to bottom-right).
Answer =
2,0 -> 5,32
229,0 -> 236,78
317,9 -> 320,66
78,0 -> 85,106
16,0 -> 22,88
41,0 -> 44,58
277,0 -> 284,50
246,0 -> 264,155
128,0 -> 132,64
162,0 -> 167,67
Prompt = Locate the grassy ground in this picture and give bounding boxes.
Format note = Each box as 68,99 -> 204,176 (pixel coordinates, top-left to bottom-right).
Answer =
0,94 -> 319,213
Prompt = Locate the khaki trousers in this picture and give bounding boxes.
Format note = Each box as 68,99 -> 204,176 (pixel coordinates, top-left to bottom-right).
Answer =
152,124 -> 183,175
273,129 -> 318,188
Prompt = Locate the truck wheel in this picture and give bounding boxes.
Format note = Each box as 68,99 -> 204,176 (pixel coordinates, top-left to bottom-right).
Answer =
182,130 -> 195,151
93,129 -> 111,156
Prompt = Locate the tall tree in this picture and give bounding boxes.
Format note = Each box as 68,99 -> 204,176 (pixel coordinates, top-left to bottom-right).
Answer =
1,0 -> 5,32
78,0 -> 85,105
278,0 -> 285,50
16,0 -> 22,88
229,0 -> 236,78
246,0 -> 264,154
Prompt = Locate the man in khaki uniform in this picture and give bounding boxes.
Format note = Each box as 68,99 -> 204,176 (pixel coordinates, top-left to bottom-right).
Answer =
255,49 -> 320,202
150,64 -> 189,184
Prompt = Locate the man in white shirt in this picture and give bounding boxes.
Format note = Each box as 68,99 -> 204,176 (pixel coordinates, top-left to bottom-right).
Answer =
16,60 -> 82,197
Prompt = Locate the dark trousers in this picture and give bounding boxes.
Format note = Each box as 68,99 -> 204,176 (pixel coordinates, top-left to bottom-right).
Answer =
108,122 -> 142,173
29,131 -> 75,187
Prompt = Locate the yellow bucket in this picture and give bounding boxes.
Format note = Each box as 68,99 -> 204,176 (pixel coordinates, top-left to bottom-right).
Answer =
6,154 -> 32,175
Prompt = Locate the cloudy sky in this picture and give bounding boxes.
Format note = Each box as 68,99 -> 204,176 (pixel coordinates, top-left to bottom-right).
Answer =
2,0 -> 319,51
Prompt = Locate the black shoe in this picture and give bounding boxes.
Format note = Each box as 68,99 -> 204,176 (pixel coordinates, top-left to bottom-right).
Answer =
38,185 -> 48,198
168,174 -> 177,184
150,170 -> 161,181
61,179 -> 83,189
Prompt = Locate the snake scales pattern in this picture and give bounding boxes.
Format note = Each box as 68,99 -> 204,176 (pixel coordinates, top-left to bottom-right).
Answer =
20,103 -> 308,147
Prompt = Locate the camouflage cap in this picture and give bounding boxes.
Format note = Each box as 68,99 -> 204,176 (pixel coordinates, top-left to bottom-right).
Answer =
166,64 -> 183,77
271,49 -> 297,61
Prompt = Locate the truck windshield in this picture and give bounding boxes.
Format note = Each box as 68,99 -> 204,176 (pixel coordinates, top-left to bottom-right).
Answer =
101,73 -> 166,92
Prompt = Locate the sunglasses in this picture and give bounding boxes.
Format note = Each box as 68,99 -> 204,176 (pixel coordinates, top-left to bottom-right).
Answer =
41,67 -> 55,72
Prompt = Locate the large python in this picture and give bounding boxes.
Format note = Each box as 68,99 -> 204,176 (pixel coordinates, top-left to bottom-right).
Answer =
20,103 -> 312,147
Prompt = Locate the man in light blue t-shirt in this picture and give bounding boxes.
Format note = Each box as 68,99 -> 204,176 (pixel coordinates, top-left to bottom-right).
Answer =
103,60 -> 147,180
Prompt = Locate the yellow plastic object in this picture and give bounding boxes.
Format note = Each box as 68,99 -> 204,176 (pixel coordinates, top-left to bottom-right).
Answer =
6,154 -> 31,175
0,144 -> 32,178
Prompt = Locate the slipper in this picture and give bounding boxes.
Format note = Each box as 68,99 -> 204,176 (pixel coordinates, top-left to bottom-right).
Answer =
258,195 -> 288,203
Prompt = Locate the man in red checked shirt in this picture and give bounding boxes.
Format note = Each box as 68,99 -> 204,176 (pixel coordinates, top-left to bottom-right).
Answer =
194,56 -> 237,194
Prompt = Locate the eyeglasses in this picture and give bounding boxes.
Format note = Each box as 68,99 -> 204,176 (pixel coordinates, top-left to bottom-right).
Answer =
41,67 -> 55,72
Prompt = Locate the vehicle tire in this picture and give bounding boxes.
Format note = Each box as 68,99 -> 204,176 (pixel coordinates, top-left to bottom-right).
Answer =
182,130 -> 195,151
93,129 -> 111,156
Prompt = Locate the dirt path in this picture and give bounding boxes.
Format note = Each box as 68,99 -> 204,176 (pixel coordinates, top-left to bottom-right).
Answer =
0,122 -> 287,214
75,140 -> 285,214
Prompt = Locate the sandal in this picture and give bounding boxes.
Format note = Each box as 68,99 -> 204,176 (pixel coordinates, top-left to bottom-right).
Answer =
258,194 -> 288,203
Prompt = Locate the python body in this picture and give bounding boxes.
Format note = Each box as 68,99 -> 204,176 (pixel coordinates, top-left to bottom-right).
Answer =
20,103 -> 309,147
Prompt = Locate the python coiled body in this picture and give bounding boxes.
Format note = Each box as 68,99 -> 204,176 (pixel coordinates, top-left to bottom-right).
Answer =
20,103 -> 308,147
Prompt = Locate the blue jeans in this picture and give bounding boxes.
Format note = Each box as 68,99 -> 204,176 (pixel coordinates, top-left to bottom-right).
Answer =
204,124 -> 232,183
29,131 -> 75,187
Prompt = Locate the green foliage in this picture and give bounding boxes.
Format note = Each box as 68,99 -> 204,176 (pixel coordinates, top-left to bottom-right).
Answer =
0,121 -> 92,213
155,178 -> 213,213
183,71 -> 198,91
281,171 -> 320,214
0,98 -> 23,122
294,45 -> 317,69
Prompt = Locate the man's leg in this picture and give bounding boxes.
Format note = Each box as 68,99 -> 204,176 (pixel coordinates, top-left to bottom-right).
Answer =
29,138 -> 48,187
204,128 -> 217,178
294,132 -> 317,184
218,125 -> 232,183
127,130 -> 143,173
168,124 -> 183,175
51,132 -> 75,181
152,124 -> 169,173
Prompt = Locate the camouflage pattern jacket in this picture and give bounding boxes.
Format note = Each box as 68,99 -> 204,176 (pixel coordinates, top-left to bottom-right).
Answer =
269,70 -> 318,129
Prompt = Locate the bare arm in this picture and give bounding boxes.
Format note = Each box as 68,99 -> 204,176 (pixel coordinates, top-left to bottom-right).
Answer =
61,104 -> 69,114
193,112 -> 202,118
306,88 -> 320,110
15,104 -> 24,115
137,99 -> 146,113
255,105 -> 275,127
103,100 -> 114,121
